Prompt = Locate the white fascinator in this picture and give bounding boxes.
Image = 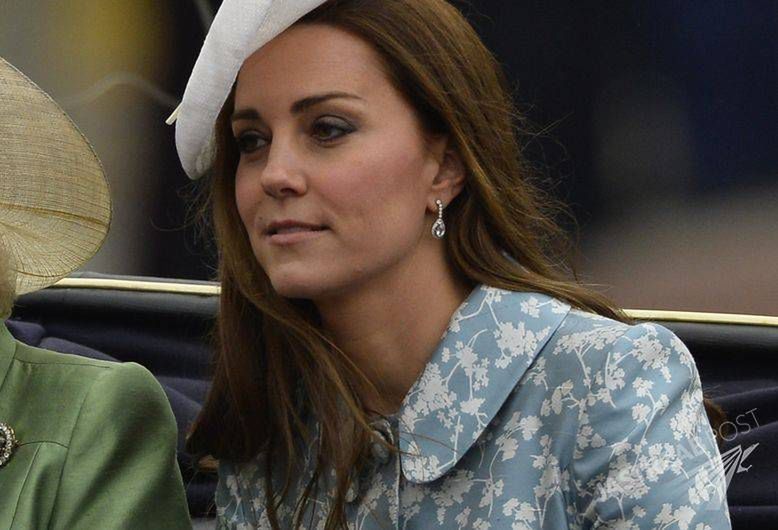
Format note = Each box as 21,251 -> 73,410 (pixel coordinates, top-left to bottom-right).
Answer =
168,0 -> 328,180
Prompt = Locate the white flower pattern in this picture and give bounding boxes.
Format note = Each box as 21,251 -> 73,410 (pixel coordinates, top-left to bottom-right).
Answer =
215,285 -> 731,529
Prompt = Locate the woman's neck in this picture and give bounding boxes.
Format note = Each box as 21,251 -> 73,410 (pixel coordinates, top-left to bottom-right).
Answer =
314,245 -> 472,415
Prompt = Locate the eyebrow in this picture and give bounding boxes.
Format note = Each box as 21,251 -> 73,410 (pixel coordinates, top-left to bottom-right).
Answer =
231,92 -> 364,122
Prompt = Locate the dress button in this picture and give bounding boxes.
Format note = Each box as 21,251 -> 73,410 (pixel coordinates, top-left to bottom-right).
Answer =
368,416 -> 395,467
370,440 -> 391,465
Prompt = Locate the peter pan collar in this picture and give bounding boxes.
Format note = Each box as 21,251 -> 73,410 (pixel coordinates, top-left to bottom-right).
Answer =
397,285 -> 570,483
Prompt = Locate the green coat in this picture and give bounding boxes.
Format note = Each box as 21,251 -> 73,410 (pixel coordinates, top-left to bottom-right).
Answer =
0,323 -> 192,529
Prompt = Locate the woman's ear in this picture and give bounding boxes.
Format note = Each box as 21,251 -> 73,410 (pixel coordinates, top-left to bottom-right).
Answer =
427,137 -> 466,212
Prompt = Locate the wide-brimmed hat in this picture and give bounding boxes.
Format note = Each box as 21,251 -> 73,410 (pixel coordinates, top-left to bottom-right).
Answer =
168,0 -> 328,180
0,56 -> 111,295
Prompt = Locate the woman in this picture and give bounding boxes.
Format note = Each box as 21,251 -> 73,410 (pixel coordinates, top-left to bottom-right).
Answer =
173,1 -> 732,528
0,56 -> 191,529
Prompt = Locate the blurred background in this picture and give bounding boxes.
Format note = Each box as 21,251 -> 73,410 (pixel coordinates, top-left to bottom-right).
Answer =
1,0 -> 776,315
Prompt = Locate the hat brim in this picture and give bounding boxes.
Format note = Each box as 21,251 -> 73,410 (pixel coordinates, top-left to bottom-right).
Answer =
0,56 -> 112,295
173,0 -> 328,179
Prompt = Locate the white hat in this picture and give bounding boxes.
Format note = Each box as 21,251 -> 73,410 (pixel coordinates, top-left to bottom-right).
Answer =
0,56 -> 111,295
168,0 -> 328,180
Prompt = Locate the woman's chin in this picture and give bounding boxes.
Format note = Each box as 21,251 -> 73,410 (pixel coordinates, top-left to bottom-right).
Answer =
268,273 -> 338,301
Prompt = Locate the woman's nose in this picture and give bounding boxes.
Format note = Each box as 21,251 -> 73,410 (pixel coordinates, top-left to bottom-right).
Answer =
259,141 -> 307,199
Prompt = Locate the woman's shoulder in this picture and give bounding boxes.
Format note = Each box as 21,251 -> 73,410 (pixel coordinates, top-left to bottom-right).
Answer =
4,345 -> 190,530
5,339 -> 173,447
470,285 -> 686,367
536,303 -> 693,388
524,307 -> 729,527
12,338 -> 165,401
14,337 -> 129,369
547,306 -> 689,367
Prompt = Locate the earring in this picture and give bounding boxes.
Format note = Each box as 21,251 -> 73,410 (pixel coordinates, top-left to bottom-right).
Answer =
431,199 -> 446,239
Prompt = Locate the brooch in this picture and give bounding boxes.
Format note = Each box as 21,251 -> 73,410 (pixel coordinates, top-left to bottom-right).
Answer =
0,422 -> 17,468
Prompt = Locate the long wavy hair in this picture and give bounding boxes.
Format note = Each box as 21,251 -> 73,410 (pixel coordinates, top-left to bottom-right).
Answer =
187,1 -> 726,527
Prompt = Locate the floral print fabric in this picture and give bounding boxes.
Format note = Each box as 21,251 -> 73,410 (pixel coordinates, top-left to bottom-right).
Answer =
216,285 -> 731,529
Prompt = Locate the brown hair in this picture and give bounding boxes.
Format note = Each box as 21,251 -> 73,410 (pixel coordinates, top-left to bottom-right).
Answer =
187,0 -> 726,527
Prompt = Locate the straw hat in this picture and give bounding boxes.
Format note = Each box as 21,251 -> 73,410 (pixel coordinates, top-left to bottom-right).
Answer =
168,0 -> 327,180
0,56 -> 111,295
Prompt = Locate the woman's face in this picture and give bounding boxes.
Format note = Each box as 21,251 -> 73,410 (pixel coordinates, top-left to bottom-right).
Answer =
233,23 -> 451,300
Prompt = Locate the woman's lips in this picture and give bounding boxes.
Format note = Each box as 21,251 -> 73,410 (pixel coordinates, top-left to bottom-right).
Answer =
267,227 -> 328,246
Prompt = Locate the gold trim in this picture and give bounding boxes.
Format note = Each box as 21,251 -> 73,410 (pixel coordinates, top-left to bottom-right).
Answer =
51,278 -> 220,296
48,278 -> 778,326
624,309 -> 778,327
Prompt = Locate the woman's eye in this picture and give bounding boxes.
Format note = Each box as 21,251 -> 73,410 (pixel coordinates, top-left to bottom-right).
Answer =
235,131 -> 268,154
311,118 -> 354,143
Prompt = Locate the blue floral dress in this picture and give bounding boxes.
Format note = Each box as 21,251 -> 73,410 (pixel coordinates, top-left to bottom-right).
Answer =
216,285 -> 732,529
